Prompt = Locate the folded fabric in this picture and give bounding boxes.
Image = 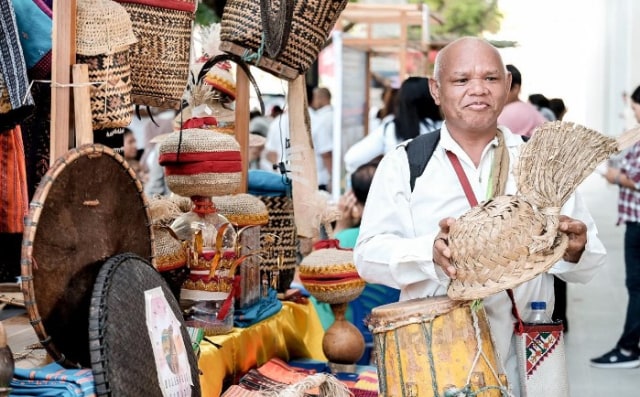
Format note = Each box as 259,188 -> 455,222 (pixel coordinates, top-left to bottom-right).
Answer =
11,0 -> 52,72
10,362 -> 96,397
247,170 -> 290,197
233,288 -> 282,328
0,125 -> 28,233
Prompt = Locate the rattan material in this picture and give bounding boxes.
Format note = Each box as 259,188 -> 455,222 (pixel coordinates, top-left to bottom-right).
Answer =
76,0 -> 137,56
299,248 -> 365,304
89,252 -> 201,396
116,0 -> 196,109
258,195 -> 298,292
20,144 -> 153,368
447,121 -> 639,300
158,129 -> 242,197
76,47 -> 133,130
219,0 -> 348,80
148,196 -> 187,272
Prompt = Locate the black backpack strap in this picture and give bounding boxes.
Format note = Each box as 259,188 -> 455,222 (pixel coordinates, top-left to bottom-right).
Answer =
405,129 -> 441,192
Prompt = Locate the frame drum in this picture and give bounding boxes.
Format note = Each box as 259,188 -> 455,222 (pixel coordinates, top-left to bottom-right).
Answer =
21,144 -> 153,367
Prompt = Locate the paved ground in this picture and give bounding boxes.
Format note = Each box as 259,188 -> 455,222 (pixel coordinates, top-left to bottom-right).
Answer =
566,172 -> 639,396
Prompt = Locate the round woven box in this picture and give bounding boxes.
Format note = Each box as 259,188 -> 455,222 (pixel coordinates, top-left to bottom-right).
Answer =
299,247 -> 365,304
158,129 -> 242,197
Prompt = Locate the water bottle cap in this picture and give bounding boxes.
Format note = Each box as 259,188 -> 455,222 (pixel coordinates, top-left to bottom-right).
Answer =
530,301 -> 546,310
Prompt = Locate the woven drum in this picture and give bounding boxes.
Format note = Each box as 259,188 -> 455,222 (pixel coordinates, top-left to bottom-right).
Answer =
299,248 -> 365,304
116,0 -> 196,109
158,129 -> 242,197
219,0 -> 348,80
448,121 -> 632,300
258,195 -> 298,293
76,0 -> 137,130
212,193 -> 269,308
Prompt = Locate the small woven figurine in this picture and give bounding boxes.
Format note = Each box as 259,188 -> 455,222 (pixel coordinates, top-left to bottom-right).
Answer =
448,121 -> 640,300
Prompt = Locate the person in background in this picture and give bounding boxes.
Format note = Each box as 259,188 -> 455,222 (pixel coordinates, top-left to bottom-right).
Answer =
368,85 -> 399,133
123,128 -> 148,185
549,98 -> 567,121
528,93 -> 556,121
498,64 -> 547,137
309,87 -> 333,192
590,85 -> 640,369
354,37 -> 605,395
344,76 -> 443,174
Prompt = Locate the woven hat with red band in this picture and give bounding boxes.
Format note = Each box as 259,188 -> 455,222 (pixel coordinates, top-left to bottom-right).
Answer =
158,128 -> 242,197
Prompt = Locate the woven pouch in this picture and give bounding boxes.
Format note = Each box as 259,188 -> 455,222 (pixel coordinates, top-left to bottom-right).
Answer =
220,0 -> 348,80
116,0 -> 196,109
76,0 -> 137,130
158,128 -> 242,197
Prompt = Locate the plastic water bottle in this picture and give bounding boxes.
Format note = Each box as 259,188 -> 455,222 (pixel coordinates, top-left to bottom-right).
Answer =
525,301 -> 553,324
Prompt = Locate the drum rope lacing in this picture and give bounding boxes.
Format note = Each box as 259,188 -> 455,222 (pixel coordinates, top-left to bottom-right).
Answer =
440,303 -> 512,397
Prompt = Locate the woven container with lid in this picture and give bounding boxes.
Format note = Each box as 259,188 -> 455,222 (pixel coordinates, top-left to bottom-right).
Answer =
76,0 -> 137,130
158,129 -> 242,197
299,244 -> 365,305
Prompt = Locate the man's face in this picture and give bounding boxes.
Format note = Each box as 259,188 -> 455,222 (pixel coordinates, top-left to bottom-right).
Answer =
430,40 -> 511,135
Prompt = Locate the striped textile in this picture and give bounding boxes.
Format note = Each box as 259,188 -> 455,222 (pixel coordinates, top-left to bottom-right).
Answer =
10,362 -> 96,396
0,125 -> 28,233
0,0 -> 34,129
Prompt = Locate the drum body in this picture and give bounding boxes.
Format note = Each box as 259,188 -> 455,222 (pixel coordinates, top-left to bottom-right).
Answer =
21,144 -> 153,367
369,296 -> 505,397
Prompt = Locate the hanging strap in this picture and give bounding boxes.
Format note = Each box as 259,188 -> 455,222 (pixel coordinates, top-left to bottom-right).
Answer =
260,0 -> 295,58
445,150 -> 478,206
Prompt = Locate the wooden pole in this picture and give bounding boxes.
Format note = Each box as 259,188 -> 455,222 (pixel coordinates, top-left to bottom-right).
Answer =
235,66 -> 250,193
50,0 -> 77,164
72,64 -> 93,147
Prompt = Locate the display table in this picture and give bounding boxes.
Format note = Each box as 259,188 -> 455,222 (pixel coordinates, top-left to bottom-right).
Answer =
198,301 -> 327,396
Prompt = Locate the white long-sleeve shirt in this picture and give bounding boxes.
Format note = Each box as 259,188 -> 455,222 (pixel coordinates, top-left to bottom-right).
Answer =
354,122 -> 607,396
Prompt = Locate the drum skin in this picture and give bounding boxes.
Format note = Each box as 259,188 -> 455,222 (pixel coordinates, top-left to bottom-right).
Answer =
369,296 -> 505,397
20,144 -> 153,368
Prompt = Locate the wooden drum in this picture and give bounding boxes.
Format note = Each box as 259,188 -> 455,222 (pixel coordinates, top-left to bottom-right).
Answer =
21,144 -> 153,368
369,296 -> 507,397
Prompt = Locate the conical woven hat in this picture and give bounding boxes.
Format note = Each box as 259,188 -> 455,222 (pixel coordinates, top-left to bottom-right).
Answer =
448,121 -> 640,300
76,0 -> 137,56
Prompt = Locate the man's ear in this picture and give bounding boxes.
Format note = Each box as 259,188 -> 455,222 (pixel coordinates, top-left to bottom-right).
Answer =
429,78 -> 440,105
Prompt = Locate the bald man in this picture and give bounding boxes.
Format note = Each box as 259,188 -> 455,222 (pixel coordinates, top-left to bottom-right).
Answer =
354,37 -> 606,396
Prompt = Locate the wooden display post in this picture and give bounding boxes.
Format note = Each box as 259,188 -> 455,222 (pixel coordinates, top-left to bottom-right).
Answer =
235,67 -> 250,193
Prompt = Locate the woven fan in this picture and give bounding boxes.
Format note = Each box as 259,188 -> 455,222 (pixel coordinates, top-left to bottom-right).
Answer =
448,121 -> 640,300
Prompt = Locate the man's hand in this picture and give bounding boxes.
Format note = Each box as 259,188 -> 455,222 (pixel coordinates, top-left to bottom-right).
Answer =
558,215 -> 587,263
433,217 -> 457,279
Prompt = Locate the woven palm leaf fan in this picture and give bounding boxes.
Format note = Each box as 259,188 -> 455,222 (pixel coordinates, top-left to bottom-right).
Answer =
447,121 -> 640,300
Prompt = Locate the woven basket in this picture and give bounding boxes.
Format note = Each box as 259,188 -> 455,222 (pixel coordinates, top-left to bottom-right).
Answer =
116,0 -> 196,109
158,128 -> 242,197
76,0 -> 137,130
0,75 -> 10,115
220,0 -> 348,80
258,195 -> 298,293
299,247 -> 365,304
447,121 -> 636,300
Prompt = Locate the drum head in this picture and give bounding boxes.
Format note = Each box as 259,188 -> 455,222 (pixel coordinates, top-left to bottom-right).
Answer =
89,253 -> 201,397
369,296 -> 466,332
21,144 -> 152,367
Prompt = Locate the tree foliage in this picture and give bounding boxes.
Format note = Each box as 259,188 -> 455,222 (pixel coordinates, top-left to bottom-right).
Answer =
410,0 -> 502,39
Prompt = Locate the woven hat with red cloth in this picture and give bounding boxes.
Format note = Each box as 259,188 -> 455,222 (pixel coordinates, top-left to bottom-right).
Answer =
158,128 -> 242,197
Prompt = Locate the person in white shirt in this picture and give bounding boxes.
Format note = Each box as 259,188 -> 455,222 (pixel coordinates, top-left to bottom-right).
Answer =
354,37 -> 606,396
344,77 -> 443,174
309,87 -> 333,191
